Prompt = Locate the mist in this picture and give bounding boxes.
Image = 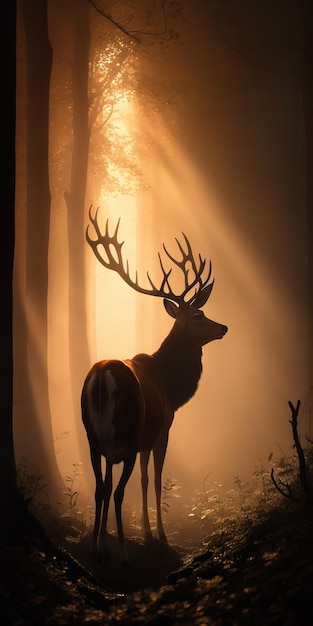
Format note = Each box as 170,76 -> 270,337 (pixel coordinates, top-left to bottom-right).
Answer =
14,0 -> 312,536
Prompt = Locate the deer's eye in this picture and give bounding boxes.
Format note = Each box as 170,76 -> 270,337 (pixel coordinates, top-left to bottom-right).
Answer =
193,312 -> 203,320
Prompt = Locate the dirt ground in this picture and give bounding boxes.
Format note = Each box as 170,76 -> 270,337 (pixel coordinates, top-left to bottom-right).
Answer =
2,500 -> 313,625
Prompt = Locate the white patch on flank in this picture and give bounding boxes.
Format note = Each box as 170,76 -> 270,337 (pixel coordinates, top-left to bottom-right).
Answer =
87,369 -> 118,458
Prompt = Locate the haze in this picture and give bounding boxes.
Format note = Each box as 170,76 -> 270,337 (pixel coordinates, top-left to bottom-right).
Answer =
14,0 -> 312,531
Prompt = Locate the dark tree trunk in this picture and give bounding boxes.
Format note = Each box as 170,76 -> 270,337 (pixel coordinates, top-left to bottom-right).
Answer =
303,1 -> 313,383
0,0 -> 19,534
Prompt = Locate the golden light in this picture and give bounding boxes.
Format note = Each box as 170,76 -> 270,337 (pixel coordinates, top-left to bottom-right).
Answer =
14,2 -> 311,525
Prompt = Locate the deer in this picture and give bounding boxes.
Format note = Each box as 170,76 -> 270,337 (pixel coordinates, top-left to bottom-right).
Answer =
81,206 -> 228,567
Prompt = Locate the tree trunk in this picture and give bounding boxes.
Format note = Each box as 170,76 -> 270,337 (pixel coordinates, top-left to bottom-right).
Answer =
65,0 -> 91,466
0,0 -> 19,536
21,0 -> 64,502
303,1 -> 313,384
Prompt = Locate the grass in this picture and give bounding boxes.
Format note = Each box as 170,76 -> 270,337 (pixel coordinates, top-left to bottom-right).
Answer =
17,398 -> 313,556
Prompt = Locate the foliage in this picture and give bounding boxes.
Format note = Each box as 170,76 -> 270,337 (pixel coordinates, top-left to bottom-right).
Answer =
87,0 -> 184,198
57,430 -> 313,551
103,473 -> 183,537
188,400 -> 313,550
5,474 -> 313,624
188,460 -> 280,546
16,456 -> 48,512
10,397 -> 313,623
60,462 -> 91,544
161,473 -> 181,515
63,462 -> 83,514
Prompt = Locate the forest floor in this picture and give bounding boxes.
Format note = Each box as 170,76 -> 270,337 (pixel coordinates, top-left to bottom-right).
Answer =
1,495 -> 313,625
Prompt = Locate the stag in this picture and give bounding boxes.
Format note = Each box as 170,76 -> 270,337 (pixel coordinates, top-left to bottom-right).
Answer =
81,207 -> 228,566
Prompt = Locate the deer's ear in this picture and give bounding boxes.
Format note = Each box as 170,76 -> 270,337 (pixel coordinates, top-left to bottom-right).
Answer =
192,280 -> 214,309
163,299 -> 179,318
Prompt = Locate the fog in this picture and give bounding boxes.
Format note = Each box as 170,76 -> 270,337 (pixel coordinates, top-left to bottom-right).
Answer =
14,0 -> 312,529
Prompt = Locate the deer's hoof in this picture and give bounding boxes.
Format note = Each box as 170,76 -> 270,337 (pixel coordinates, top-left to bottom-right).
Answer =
120,552 -> 130,569
93,536 -> 110,564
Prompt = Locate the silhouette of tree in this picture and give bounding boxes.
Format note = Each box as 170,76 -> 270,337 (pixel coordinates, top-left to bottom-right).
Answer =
15,0 -> 65,500
0,0 -> 18,533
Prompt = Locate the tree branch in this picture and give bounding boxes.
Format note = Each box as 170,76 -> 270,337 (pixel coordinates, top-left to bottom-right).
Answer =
89,0 -> 169,42
288,400 -> 309,494
88,0 -> 141,43
270,468 -> 297,502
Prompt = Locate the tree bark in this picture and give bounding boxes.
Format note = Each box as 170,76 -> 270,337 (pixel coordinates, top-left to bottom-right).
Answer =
21,0 -> 64,501
65,0 -> 91,465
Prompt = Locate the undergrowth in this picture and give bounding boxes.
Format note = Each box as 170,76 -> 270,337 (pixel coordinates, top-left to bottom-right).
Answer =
16,399 -> 313,554
188,399 -> 313,552
16,457 -> 50,517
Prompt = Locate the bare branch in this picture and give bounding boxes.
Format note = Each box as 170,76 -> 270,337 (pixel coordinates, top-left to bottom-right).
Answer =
271,399 -> 310,501
89,0 -> 171,43
270,468 -> 297,502
127,0 -> 167,38
288,400 -> 309,494
88,0 -> 141,43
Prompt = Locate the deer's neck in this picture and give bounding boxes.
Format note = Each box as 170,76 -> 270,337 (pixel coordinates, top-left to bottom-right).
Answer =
152,330 -> 203,411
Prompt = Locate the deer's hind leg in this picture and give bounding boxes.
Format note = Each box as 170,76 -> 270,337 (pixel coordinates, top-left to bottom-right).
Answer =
140,449 -> 153,541
97,458 -> 113,563
113,451 -> 137,567
153,431 -> 169,543
90,447 -> 106,560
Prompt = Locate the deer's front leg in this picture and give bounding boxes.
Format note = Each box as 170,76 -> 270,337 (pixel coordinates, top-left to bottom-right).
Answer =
140,449 -> 152,540
153,432 -> 169,543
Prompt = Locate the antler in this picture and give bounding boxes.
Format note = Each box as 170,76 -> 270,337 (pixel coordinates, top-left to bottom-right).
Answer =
86,206 -> 214,308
